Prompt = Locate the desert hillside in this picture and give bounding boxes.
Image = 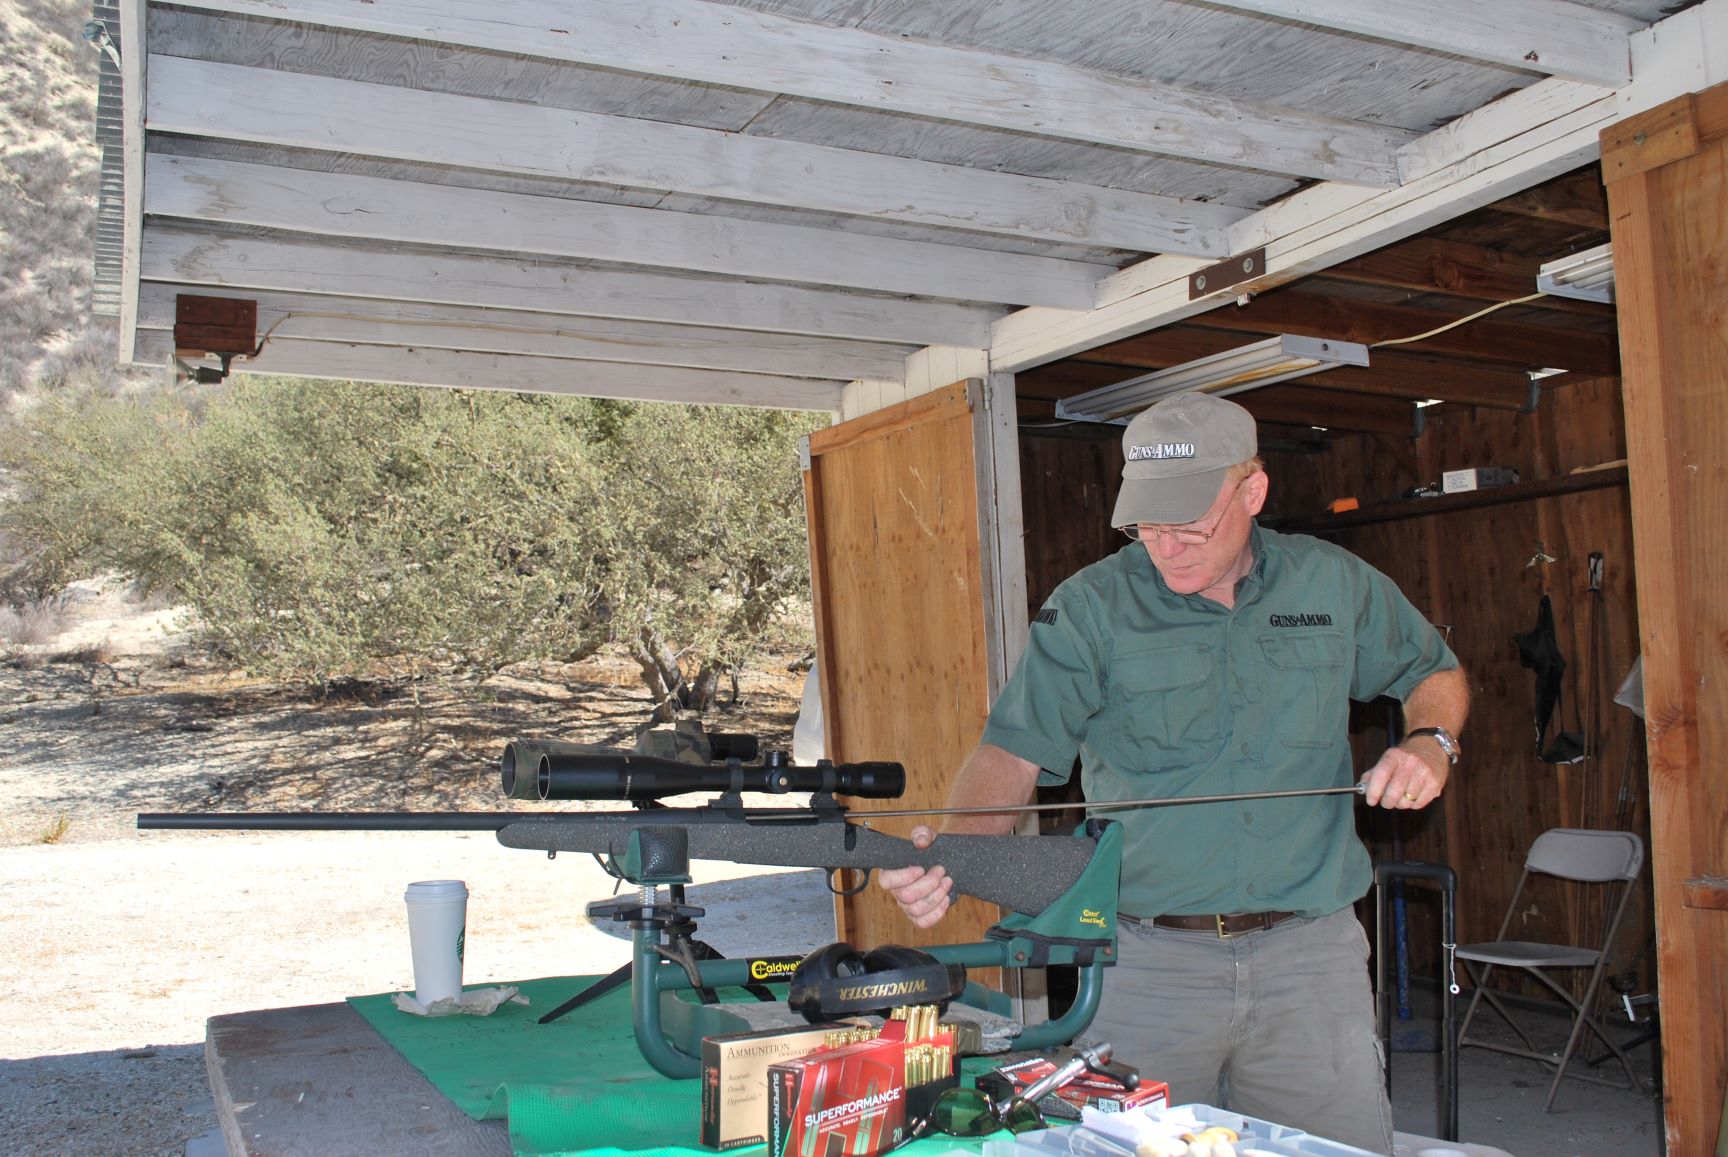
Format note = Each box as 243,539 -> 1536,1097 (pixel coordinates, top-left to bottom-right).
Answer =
0,0 -> 116,405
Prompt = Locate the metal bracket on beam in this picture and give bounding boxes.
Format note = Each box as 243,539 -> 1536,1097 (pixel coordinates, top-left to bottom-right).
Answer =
1189,249 -> 1267,300
1521,377 -> 1543,413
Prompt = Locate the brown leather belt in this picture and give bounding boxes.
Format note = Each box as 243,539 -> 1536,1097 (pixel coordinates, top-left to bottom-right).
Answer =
1119,910 -> 1297,938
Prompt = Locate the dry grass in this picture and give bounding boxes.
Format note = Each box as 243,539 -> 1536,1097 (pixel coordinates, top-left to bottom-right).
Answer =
34,812 -> 70,844
0,0 -> 154,406
0,596 -> 70,645
48,638 -> 118,665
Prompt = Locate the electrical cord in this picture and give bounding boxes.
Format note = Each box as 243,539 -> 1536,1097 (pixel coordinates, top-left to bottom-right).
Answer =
1369,291 -> 1552,348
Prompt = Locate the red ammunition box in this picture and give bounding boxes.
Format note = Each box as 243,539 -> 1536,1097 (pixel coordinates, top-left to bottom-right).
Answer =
768,1037 -> 908,1157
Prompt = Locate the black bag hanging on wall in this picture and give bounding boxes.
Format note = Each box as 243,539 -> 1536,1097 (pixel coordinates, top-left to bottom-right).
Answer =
1513,595 -> 1584,764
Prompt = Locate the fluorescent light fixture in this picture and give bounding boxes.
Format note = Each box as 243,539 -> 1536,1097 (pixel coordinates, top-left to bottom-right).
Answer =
1537,242 -> 1613,303
1054,334 -> 1370,423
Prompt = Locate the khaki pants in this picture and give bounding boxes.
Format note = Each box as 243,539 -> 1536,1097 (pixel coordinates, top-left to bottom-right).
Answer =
1097,907 -> 1394,1154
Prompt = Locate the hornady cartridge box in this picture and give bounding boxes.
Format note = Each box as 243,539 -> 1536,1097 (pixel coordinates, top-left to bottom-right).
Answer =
701,1023 -> 857,1150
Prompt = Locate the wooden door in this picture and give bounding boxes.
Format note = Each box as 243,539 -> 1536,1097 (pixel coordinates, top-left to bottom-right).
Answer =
803,380 -> 1009,952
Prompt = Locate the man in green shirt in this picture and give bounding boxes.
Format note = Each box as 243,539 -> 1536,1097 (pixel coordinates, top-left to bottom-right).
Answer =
880,392 -> 1468,1153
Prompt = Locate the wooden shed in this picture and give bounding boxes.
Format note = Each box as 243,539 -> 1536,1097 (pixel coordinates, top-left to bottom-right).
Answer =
90,0 -> 1726,1149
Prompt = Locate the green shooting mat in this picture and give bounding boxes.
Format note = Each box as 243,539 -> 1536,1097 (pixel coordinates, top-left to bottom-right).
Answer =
347,976 -> 999,1157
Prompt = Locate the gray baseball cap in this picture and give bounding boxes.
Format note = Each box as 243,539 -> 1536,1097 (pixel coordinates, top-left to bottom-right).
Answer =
1111,392 -> 1258,527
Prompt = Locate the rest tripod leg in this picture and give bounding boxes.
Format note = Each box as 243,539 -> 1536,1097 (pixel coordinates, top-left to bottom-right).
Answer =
538,965 -> 632,1025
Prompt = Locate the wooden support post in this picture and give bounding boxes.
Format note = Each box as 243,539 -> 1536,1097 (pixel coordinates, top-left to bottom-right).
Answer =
1603,81 -> 1728,1157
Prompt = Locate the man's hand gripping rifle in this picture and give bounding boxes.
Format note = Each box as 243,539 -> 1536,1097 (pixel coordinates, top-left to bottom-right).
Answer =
138,735 -> 1124,1078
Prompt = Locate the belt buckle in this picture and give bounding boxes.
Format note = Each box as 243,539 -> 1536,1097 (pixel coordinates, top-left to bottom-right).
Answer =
1215,914 -> 1235,939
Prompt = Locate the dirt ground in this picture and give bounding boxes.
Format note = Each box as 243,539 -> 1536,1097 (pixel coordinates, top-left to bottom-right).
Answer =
0,582 -> 823,1155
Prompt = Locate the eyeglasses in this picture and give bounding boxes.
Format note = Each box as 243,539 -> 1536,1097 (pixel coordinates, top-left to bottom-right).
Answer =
1118,477 -> 1246,546
899,1088 -> 1045,1148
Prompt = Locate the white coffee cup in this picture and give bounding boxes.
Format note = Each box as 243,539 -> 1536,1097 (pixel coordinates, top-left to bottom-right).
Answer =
404,879 -> 468,1004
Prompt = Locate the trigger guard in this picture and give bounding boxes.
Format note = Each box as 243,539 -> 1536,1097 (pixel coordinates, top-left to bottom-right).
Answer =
827,866 -> 871,897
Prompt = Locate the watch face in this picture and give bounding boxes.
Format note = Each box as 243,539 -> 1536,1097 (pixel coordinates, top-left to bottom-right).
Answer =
1412,727 -> 1458,761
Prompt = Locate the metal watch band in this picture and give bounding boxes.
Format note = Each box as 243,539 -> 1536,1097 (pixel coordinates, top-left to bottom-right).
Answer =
1406,726 -> 1460,764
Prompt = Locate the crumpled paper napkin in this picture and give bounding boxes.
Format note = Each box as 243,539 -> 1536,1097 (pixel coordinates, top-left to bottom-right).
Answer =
392,985 -> 529,1017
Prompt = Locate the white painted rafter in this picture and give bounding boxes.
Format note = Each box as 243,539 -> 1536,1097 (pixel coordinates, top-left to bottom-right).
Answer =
986,0 -> 1722,377
143,155 -> 1110,309
1200,0 -> 1640,87
140,231 -> 1004,349
991,75 -> 1628,371
164,0 -> 1415,185
145,55 -> 1244,258
138,283 -> 916,381
170,338 -> 845,411
985,0 -> 1728,376
116,0 -> 147,370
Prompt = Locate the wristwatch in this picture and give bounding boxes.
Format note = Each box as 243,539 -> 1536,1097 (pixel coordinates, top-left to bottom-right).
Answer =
1406,726 -> 1460,765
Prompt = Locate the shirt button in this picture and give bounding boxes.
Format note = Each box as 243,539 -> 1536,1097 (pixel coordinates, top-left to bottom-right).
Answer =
1236,677 -> 1245,689
1240,743 -> 1250,755
1243,812 -> 1253,824
1247,883 -> 1258,896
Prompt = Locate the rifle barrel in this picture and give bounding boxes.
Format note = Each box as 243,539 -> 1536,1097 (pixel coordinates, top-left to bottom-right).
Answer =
135,807 -> 831,832
137,812 -> 525,832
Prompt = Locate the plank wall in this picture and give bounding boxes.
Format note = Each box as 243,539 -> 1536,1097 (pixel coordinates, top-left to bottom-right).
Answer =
1015,376 -> 1655,1004
1294,380 -> 1653,1006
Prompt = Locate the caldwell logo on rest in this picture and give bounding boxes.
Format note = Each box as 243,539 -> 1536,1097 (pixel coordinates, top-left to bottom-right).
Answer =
748,958 -> 801,982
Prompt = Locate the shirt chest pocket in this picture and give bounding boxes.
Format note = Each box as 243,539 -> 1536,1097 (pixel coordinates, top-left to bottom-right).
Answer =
1103,644 -> 1220,765
1257,630 -> 1349,748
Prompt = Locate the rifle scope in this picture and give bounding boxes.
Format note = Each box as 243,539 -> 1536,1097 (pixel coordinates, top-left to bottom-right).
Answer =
535,753 -> 905,802
500,734 -> 764,798
501,739 -> 599,800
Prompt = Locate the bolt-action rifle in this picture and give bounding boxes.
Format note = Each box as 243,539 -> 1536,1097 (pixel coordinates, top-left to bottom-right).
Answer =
141,750 -> 1100,916
137,731 -> 1362,1077
138,740 -> 1126,1077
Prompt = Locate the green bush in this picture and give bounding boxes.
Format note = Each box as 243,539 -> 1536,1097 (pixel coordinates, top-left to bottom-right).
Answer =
0,377 -> 825,700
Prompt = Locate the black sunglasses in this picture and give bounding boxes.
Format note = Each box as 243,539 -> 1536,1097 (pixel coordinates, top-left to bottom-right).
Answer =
900,1087 -> 1045,1147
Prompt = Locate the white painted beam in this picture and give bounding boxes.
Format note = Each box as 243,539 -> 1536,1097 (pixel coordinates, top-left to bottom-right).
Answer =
1619,0 -> 1728,113
146,55 -> 1243,258
141,231 -> 1003,348
188,339 -> 845,411
990,77 -> 1622,371
143,156 -> 1110,309
167,0 -> 1414,185
980,0 -> 1727,379
133,328 -> 174,366
1200,0 -> 1640,87
139,283 -> 915,381
116,0 -> 146,366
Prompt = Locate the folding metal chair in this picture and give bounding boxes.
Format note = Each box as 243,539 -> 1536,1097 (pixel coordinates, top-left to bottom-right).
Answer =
1455,827 -> 1645,1111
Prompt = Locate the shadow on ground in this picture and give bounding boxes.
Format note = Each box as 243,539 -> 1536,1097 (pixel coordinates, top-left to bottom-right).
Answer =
0,652 -> 803,846
0,1044 -> 215,1157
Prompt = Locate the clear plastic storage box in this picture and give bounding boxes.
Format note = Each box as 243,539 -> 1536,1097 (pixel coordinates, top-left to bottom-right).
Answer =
983,1103 -> 1386,1157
